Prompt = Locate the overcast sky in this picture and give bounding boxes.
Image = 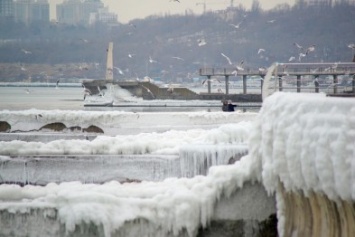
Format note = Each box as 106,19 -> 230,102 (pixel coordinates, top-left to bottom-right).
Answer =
51,0 -> 296,23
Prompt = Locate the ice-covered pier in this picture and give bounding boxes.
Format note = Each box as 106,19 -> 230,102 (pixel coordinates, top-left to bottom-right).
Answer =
0,92 -> 354,237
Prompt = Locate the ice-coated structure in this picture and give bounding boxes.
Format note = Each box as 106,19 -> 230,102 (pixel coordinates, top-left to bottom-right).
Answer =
0,92 -> 353,237
248,92 -> 355,236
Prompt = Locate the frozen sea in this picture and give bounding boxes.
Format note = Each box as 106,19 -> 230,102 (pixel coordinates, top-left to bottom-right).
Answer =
0,84 -> 261,112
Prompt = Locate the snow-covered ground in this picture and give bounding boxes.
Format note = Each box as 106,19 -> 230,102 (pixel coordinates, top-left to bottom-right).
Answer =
0,92 -> 354,237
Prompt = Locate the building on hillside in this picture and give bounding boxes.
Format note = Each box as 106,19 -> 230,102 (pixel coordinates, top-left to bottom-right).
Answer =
306,0 -> 355,6
57,0 -> 117,25
13,0 -> 49,23
297,0 -> 355,6
306,0 -> 332,6
95,7 -> 117,24
0,0 -> 13,18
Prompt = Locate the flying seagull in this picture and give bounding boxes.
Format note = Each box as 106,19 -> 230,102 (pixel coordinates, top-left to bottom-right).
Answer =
231,60 -> 244,76
149,56 -> 157,63
221,53 -> 232,65
21,49 -> 32,54
198,38 -> 206,47
293,42 -> 303,49
202,78 -> 221,85
257,48 -> 265,54
298,53 -> 306,62
305,45 -> 316,55
114,67 -> 124,75
172,56 -> 184,61
229,20 -> 243,29
289,56 -> 296,62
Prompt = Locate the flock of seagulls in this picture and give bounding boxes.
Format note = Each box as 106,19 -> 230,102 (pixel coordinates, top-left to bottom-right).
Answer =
290,43 -> 317,62
17,8 -> 355,96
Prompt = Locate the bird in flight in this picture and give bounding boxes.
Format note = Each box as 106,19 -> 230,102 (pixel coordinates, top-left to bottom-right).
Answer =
231,60 -> 244,76
170,0 -> 180,2
293,42 -> 303,50
221,53 -> 232,65
257,48 -> 265,54
172,56 -> 184,61
149,56 -> 157,63
230,20 -> 243,29
21,49 -> 32,54
305,45 -> 316,55
114,67 -> 124,75
298,53 -> 306,62
202,78 -> 221,85
128,53 -> 135,58
198,38 -> 206,47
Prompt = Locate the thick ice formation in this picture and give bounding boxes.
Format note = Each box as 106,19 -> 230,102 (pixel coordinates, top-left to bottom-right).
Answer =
0,156 -> 258,237
250,92 -> 355,201
0,110 -> 257,135
0,123 -> 251,156
248,92 -> 355,236
1,92 -> 353,237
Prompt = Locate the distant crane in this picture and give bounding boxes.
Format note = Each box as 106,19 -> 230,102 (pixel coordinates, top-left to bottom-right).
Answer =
196,1 -> 206,13
196,1 -> 230,14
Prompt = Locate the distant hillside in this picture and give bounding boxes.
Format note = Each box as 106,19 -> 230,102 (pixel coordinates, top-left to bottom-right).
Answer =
0,3 -> 354,82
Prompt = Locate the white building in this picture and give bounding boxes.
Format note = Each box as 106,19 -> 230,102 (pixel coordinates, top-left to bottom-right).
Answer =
57,0 -> 117,26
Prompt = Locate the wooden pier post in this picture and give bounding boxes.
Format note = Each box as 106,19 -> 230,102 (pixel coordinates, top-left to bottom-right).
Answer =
207,75 -> 212,94
333,75 -> 338,94
352,74 -> 355,93
261,76 -> 264,94
225,75 -> 229,95
297,75 -> 301,93
243,75 -> 247,94
279,76 -> 283,91
314,76 -> 320,93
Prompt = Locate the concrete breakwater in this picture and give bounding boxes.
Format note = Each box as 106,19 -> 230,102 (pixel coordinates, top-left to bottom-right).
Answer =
0,109 -> 279,237
83,80 -> 263,102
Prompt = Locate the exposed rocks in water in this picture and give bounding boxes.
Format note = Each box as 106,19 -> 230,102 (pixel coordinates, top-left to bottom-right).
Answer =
83,125 -> 104,134
40,122 -> 67,131
0,121 -> 11,133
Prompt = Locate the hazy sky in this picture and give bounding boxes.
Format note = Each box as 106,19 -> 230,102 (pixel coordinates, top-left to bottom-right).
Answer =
51,0 -> 296,23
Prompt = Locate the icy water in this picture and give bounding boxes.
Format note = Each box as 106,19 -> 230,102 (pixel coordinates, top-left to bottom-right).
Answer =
0,86 -> 84,110
0,85 -> 261,112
